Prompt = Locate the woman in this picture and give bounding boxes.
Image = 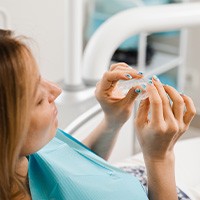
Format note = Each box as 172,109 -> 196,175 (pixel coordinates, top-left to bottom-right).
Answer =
0,29 -> 196,200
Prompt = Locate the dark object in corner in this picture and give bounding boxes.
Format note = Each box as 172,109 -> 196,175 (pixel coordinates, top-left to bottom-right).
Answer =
111,45 -> 154,66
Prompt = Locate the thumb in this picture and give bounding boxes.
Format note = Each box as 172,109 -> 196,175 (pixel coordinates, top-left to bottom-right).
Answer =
120,87 -> 140,106
135,98 -> 150,127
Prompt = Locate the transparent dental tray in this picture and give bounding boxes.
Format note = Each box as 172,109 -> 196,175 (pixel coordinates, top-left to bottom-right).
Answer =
113,77 -> 149,101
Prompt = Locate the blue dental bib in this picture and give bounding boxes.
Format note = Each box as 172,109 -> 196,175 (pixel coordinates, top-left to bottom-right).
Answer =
28,129 -> 148,200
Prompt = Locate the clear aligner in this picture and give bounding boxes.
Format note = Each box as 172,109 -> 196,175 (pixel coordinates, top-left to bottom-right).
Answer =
115,77 -> 149,101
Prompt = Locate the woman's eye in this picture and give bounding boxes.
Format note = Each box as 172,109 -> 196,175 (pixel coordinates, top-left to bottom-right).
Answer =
37,98 -> 44,105
36,90 -> 46,106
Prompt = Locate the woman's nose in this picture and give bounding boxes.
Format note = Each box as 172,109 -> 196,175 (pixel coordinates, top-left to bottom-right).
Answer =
47,81 -> 62,103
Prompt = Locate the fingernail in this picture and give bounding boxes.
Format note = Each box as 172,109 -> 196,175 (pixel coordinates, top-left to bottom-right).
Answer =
135,88 -> 142,94
141,84 -> 147,90
163,84 -> 169,86
180,92 -> 185,96
125,74 -> 132,79
153,75 -> 160,81
148,80 -> 153,85
137,71 -> 143,75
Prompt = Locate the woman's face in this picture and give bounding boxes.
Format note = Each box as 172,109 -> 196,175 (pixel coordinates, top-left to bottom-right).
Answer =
21,77 -> 62,156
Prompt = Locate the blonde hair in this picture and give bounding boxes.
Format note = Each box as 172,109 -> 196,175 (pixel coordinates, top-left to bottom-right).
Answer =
0,30 -> 38,199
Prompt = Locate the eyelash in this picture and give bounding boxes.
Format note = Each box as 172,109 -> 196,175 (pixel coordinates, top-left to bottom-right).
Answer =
36,90 -> 46,106
37,98 -> 44,105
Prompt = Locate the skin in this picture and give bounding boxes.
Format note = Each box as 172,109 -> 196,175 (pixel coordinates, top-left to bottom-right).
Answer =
16,78 -> 62,199
17,62 -> 196,200
83,62 -> 196,199
134,78 -> 196,200
21,78 -> 62,156
83,62 -> 144,159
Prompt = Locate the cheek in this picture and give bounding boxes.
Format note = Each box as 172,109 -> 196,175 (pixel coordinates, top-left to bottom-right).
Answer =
21,110 -> 57,155
31,114 -> 53,137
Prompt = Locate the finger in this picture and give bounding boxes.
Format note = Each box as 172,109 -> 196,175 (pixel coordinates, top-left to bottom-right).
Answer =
135,98 -> 150,126
100,70 -> 143,91
110,62 -> 130,71
146,82 -> 164,123
163,85 -> 185,122
110,64 -> 138,76
100,71 -> 131,90
181,94 -> 196,125
109,63 -> 143,78
121,86 -> 144,107
152,76 -> 174,120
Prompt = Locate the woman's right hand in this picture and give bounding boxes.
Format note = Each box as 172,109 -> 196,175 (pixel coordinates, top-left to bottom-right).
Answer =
134,76 -> 196,161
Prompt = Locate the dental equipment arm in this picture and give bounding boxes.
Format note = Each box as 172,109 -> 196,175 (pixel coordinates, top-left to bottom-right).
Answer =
82,2 -> 200,85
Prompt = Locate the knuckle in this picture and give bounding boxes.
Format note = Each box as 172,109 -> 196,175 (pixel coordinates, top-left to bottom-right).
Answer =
162,99 -> 170,106
187,96 -> 195,105
178,123 -> 186,133
115,66 -> 124,71
180,126 -> 187,133
110,62 -> 128,70
168,124 -> 179,134
155,127 -> 164,134
110,64 -> 117,70
152,99 -> 162,106
110,64 -> 115,69
186,96 -> 192,102
103,71 -> 110,78
152,123 -> 166,133
176,98 -> 184,106
95,88 -> 103,101
190,108 -> 197,117
117,62 -> 128,67
102,71 -> 114,81
159,126 -> 167,133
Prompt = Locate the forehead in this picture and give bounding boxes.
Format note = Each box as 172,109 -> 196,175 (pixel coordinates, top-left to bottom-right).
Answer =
20,46 -> 41,95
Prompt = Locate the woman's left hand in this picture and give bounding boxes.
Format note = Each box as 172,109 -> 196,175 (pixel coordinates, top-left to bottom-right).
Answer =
134,77 -> 196,161
95,62 -> 143,127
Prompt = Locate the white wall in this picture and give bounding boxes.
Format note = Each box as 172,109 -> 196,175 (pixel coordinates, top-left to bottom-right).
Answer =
0,0 -> 65,82
185,27 -> 200,113
181,0 -> 200,114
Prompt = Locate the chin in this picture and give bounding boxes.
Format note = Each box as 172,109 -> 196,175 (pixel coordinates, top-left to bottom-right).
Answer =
51,121 -> 58,138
